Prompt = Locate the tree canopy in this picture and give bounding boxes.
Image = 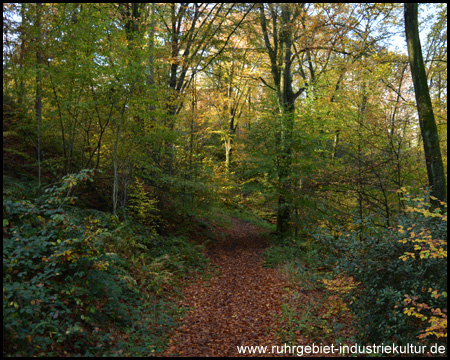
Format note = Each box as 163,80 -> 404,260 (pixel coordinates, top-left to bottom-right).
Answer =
3,3 -> 447,356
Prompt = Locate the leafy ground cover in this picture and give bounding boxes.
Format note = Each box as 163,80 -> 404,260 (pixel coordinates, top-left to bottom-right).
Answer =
264,240 -> 360,356
3,171 -> 208,356
165,217 -> 285,356
313,190 -> 447,347
165,217 -> 359,357
3,169 -> 447,357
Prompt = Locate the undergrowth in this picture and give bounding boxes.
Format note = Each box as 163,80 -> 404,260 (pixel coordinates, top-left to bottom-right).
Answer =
267,188 -> 447,354
264,236 -> 357,347
3,169 -> 208,356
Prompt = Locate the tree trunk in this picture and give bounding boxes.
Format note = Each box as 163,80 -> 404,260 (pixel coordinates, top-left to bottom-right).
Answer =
35,3 -> 43,188
18,4 -> 26,108
259,3 -> 301,238
148,2 -> 156,126
404,3 -> 447,207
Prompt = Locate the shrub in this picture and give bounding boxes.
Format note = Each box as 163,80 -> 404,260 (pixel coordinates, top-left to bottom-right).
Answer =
128,177 -> 160,231
397,190 -> 447,341
4,170 -> 152,355
3,171 -> 125,356
3,170 -> 211,356
314,189 -> 447,345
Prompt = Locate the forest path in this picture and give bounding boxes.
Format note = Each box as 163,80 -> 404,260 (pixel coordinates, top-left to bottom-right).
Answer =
164,218 -> 288,357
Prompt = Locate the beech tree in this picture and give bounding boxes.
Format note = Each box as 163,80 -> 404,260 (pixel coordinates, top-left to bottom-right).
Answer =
257,3 -> 305,237
34,3 -> 43,188
404,3 -> 447,206
2,2 -> 446,231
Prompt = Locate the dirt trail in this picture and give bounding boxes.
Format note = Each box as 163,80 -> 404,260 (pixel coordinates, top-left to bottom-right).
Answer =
165,218 -> 288,357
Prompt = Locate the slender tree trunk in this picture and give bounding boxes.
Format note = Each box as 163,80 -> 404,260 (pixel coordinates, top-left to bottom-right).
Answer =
332,131 -> 340,160
189,75 -> 197,212
404,3 -> 447,207
148,2 -> 156,126
224,137 -> 232,171
18,4 -> 26,108
112,3 -> 140,216
356,91 -> 367,239
112,119 -> 121,217
113,104 -> 127,217
259,3 -> 301,238
224,116 -> 237,171
277,5 -> 295,237
35,3 -> 43,188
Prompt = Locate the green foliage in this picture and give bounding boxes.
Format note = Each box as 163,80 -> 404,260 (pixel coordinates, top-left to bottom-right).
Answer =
314,189 -> 447,345
264,245 -> 304,269
128,177 -> 160,230
3,170 -> 119,355
3,170 -> 208,356
100,223 -> 208,295
278,298 -> 331,343
397,189 -> 447,340
264,236 -> 325,269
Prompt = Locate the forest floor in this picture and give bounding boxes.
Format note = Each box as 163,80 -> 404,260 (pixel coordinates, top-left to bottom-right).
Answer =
164,217 -> 287,356
164,217 -> 347,357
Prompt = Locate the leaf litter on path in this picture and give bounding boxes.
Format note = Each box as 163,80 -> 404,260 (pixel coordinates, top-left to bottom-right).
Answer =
165,218 -> 289,357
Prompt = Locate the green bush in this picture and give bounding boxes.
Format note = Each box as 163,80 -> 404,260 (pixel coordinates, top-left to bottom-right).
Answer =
99,220 -> 208,294
128,177 -> 160,231
3,171 -> 132,355
263,237 -> 324,270
314,190 -> 447,345
3,170 -> 207,356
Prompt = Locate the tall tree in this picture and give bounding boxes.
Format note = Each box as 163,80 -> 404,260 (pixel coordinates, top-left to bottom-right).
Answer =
404,3 -> 447,206
156,3 -> 253,176
35,3 -> 43,188
258,3 -> 306,237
